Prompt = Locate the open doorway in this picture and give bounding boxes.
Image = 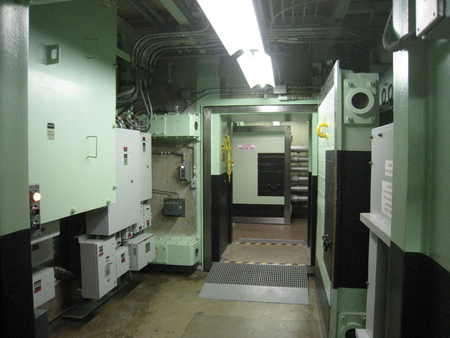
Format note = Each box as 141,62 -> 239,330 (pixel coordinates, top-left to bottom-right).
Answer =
202,105 -> 317,270
227,116 -> 311,265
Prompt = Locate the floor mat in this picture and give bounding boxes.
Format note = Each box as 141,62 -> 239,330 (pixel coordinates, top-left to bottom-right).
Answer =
199,262 -> 309,304
221,239 -> 310,266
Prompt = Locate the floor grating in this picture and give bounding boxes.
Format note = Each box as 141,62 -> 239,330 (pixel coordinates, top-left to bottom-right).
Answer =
199,262 -> 309,304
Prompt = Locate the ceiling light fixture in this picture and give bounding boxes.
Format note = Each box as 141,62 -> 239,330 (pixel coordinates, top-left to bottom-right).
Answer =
197,0 -> 275,88
237,50 -> 275,88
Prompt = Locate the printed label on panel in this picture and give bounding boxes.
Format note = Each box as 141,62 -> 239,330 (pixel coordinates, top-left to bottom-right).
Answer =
382,180 -> 393,217
385,160 -> 393,177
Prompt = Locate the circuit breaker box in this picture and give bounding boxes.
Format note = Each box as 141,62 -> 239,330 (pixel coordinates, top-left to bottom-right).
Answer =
80,236 -> 117,299
124,233 -> 156,271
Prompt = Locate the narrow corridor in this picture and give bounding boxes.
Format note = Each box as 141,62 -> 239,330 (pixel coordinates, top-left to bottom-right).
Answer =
49,219 -> 325,338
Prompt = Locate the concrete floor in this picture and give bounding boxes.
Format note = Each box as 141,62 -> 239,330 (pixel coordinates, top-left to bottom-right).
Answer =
49,218 -> 325,338
232,218 -> 307,241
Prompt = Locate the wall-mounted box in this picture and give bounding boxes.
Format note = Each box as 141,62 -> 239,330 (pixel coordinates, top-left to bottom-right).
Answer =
164,198 -> 185,217
124,233 -> 156,271
154,236 -> 201,266
80,236 -> 117,299
150,114 -> 200,138
115,246 -> 130,278
32,267 -> 55,308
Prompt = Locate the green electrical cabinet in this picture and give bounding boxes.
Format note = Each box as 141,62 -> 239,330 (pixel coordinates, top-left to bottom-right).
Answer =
28,0 -> 117,223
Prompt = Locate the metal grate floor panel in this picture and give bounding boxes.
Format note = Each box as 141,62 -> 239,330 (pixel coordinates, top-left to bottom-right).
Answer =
199,262 -> 309,304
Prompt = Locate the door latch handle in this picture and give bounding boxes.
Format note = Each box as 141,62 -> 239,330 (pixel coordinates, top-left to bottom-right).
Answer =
322,235 -> 331,252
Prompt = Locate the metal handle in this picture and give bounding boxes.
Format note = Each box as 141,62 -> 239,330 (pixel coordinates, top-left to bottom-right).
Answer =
322,235 -> 331,252
316,122 -> 329,139
86,136 -> 98,158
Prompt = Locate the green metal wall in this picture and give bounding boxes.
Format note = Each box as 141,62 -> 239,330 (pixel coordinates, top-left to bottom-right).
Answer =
426,40 -> 450,271
232,130 -> 285,206
389,0 -> 450,269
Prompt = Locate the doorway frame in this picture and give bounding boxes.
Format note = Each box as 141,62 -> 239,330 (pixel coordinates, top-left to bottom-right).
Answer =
202,104 -> 316,270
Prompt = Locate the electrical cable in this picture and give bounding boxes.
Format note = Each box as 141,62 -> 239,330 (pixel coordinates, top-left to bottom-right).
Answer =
152,189 -> 179,198
268,0 -> 371,44
382,11 -> 418,53
116,25 -> 219,131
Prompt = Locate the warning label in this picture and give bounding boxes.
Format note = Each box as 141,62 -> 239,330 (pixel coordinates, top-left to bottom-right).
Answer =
381,181 -> 393,218
47,123 -> 55,141
385,160 -> 393,177
237,144 -> 256,150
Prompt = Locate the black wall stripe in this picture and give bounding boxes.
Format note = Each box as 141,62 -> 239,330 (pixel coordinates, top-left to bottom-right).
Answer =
386,242 -> 450,338
233,204 -> 285,218
0,229 -> 35,338
211,173 -> 233,262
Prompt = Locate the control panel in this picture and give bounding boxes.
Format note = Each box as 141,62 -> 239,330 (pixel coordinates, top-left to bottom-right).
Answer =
29,184 -> 41,238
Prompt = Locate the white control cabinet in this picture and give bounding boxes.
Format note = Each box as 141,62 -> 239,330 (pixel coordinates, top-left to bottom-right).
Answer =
32,267 -> 55,308
86,129 -> 142,235
124,233 -> 156,271
80,236 -> 117,299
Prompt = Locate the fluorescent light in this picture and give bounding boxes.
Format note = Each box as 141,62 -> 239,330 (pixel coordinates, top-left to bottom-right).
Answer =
198,0 -> 275,88
237,51 -> 275,88
197,0 -> 264,56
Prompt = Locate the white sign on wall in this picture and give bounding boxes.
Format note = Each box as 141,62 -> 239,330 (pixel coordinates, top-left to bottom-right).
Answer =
237,144 -> 257,150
